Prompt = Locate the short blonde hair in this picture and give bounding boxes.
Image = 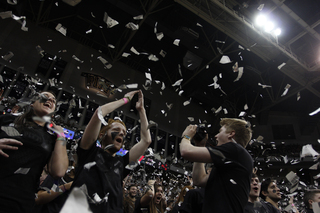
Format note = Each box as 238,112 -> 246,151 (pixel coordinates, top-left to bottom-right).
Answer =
220,118 -> 252,148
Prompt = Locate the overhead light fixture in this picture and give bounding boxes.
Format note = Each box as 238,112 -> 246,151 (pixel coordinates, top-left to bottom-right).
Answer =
264,21 -> 274,33
274,28 -> 282,36
255,15 -> 267,27
62,0 -> 81,6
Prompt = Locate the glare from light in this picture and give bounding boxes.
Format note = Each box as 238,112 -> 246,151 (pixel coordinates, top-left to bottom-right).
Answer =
274,28 -> 281,36
256,15 -> 267,26
264,21 -> 274,33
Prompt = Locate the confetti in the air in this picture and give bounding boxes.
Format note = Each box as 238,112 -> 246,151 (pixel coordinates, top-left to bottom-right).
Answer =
55,23 -> 67,36
72,55 -> 84,63
173,39 -> 180,46
14,167 -> 30,174
234,67 -> 244,82
2,51 -> 14,61
133,15 -> 143,20
278,62 -> 286,70
281,84 -> 291,97
257,4 -> 264,11
258,83 -> 272,88
126,22 -> 139,30
219,55 -> 231,64
172,79 -> 183,87
156,32 -> 164,41
103,12 -> 119,28
130,47 -> 140,55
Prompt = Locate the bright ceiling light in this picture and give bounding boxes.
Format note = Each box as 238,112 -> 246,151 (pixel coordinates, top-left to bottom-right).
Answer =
264,21 -> 274,33
256,15 -> 267,26
274,28 -> 281,36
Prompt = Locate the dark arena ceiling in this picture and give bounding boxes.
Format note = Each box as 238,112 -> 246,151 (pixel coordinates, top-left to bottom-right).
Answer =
1,0 -> 320,180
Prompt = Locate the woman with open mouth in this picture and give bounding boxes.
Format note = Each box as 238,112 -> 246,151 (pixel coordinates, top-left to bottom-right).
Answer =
0,91 -> 68,213
71,89 -> 152,213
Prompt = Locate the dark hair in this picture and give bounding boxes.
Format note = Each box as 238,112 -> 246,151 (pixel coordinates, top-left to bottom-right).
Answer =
260,178 -> 273,200
14,91 -> 56,128
304,189 -> 320,209
128,184 -> 137,190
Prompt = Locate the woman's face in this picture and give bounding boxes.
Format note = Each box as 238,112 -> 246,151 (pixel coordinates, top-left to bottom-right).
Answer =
102,122 -> 126,153
154,186 -> 163,205
32,92 -> 56,117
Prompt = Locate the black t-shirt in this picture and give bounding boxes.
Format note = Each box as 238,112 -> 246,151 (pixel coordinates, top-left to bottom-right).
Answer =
32,174 -> 69,213
0,114 -> 57,213
71,139 -> 129,213
202,142 -> 253,213
178,188 -> 205,213
134,197 -> 150,213
245,201 -> 280,213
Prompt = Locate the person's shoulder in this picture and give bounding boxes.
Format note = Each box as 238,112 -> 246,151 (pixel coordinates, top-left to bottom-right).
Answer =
0,114 -> 16,125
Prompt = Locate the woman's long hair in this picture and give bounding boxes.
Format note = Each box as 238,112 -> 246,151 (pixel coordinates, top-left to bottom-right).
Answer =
149,184 -> 165,213
14,91 -> 56,128
175,185 -> 194,205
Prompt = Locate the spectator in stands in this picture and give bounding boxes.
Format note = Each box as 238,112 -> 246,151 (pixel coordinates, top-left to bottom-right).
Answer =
180,118 -> 253,213
303,189 -> 320,213
71,90 -> 152,212
134,179 -> 167,213
0,91 -> 68,213
124,184 -> 139,213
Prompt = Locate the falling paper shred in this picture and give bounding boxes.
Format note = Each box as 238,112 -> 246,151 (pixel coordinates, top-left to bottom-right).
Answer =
234,67 -> 244,82
159,50 -> 166,58
232,62 -> 239,72
309,107 -> 320,116
188,117 -> 194,122
258,83 -> 272,88
223,108 -> 228,114
122,52 -> 130,57
2,51 -> 14,61
196,23 -> 203,27
215,40 -> 225,44
172,79 -> 183,87
108,44 -> 115,49
281,84 -> 291,97
60,187 -> 92,213
126,84 -> 138,89
55,23 -> 67,36
173,39 -> 180,46
238,45 -> 245,50
133,15 -> 143,20
148,54 -> 159,61
178,90 -> 184,96
244,104 -> 248,110
217,47 -> 223,55
301,144 -> 319,158
183,99 -> 191,106
239,111 -> 246,117
84,161 -> 96,170
130,47 -> 140,55
215,106 -> 222,114
257,4 -> 264,11
14,167 -> 30,174
145,72 -> 152,81
0,11 -> 12,19
178,64 -> 182,76
103,12 -> 119,28
126,22 -> 139,30
297,92 -> 301,101
86,29 -> 92,34
72,55 -> 84,63
278,62 -> 286,70
219,55 -> 231,64
230,179 -> 237,184
156,32 -> 164,41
